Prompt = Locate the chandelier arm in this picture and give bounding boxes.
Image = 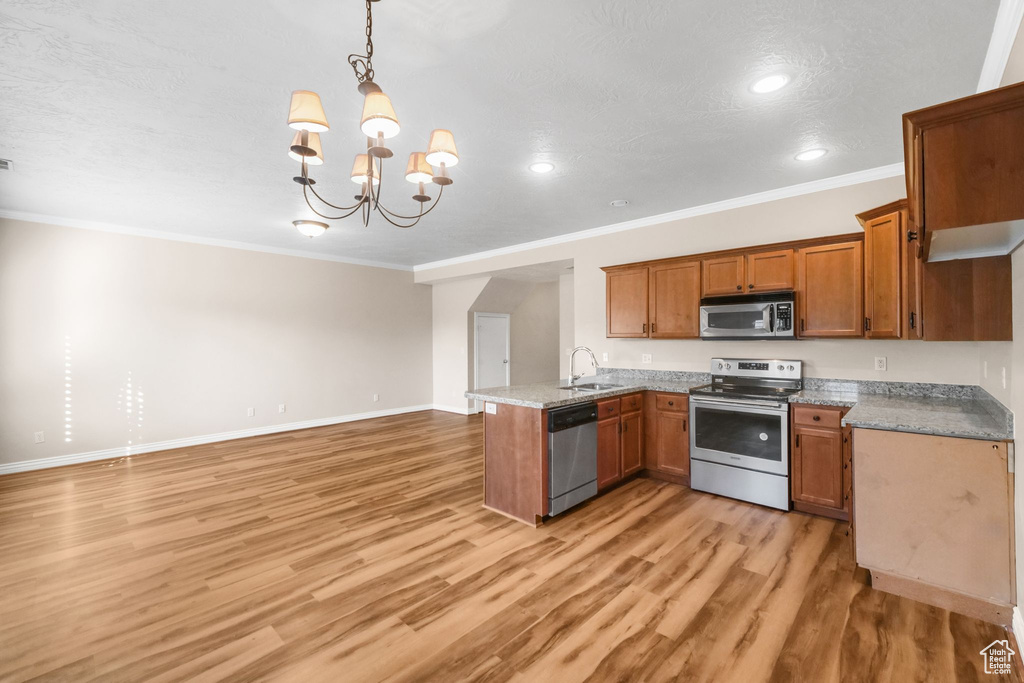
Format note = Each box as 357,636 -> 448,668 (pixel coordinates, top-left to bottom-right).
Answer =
373,209 -> 424,230
303,164 -> 368,211
376,184 -> 444,220
302,183 -> 366,220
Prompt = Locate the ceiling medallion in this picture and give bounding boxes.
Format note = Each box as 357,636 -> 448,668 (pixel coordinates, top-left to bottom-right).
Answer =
285,0 -> 459,237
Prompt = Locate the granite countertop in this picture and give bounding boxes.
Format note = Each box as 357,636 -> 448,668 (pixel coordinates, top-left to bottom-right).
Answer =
465,372 -> 707,410
468,370 -> 1014,441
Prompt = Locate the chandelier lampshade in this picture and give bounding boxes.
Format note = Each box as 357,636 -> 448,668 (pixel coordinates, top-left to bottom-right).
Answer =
404,152 -> 433,184
287,90 -> 329,132
425,129 -> 459,167
350,153 -> 381,185
360,91 -> 400,139
288,131 -> 324,165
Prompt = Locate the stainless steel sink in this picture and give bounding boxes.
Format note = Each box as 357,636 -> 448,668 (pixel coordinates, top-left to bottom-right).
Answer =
564,382 -> 624,392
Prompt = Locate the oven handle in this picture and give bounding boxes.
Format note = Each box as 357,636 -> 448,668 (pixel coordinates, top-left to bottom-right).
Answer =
690,396 -> 787,411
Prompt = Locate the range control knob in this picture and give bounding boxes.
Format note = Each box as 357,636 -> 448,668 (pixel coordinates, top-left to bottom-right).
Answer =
717,362 -> 723,370
724,363 -> 732,370
787,365 -> 795,371
777,364 -> 785,371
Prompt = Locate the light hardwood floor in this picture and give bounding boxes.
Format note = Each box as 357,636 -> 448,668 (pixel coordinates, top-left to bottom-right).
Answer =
0,410 -> 1015,682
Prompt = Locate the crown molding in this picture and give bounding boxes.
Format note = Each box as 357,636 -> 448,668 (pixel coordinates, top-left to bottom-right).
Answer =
413,162 -> 905,273
978,0 -> 1024,92
0,209 -> 413,272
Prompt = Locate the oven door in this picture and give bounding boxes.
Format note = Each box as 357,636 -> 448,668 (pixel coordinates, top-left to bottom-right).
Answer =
700,302 -> 774,339
689,397 -> 789,476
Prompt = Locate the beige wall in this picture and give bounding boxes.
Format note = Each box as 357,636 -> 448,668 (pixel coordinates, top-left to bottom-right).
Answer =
431,276 -> 488,413
0,218 -> 433,467
510,281 -> 560,386
559,272 -> 575,378
418,175 -> 992,387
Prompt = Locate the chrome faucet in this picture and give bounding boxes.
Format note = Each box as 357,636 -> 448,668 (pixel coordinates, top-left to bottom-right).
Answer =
569,346 -> 599,385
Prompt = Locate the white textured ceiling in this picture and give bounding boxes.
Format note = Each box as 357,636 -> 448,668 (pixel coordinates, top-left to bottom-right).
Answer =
0,0 -> 1000,267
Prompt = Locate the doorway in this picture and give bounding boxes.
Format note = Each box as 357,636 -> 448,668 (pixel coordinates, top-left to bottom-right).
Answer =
474,313 -> 510,397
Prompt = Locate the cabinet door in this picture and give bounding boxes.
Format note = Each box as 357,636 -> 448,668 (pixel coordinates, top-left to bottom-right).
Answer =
702,255 -> 745,296
864,211 -> 902,339
620,411 -> 643,477
797,242 -> 864,337
746,249 -> 795,293
653,411 -> 689,477
597,418 -> 621,490
792,425 -> 843,510
606,267 -> 649,338
649,262 -> 700,338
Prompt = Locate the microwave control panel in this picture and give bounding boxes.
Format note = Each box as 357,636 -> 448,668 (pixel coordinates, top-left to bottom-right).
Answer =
775,303 -> 792,331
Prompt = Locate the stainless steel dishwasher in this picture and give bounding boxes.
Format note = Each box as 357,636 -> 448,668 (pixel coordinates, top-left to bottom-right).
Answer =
547,402 -> 599,516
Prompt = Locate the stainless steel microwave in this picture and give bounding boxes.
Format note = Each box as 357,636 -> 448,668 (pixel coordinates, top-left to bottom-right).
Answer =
699,292 -> 795,340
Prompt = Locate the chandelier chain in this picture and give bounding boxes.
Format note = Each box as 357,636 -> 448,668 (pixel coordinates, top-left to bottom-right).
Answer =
347,0 -> 375,83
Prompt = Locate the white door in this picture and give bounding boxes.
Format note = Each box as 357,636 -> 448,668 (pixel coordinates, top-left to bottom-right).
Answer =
475,313 -> 510,390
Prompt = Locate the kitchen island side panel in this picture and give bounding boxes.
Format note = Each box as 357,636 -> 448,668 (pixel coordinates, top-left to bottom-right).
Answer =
853,428 -> 1014,608
483,403 -> 546,525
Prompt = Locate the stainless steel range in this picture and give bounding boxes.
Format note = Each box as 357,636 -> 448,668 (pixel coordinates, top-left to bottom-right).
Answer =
688,358 -> 802,510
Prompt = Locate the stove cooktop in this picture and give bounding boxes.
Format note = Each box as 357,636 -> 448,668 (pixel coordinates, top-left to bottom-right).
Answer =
689,383 -> 801,402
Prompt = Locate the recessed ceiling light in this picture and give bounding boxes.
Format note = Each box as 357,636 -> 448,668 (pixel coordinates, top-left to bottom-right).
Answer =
292,220 -> 328,237
610,199 -> 629,207
529,162 -> 554,173
750,74 -> 790,94
795,148 -> 828,161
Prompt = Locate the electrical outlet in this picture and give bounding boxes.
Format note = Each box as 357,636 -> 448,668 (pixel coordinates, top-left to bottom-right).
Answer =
485,402 -> 497,415
602,352 -> 608,363
34,431 -> 44,444
641,354 -> 652,364
874,357 -> 887,371
278,403 -> 286,414
247,407 -> 255,417
373,393 -> 379,402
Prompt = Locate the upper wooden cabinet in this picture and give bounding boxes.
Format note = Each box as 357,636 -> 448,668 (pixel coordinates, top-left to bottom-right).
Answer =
904,81 -> 1024,261
649,261 -> 700,339
702,255 -> 745,296
921,256 -> 1012,341
606,267 -> 649,337
861,209 -> 903,339
797,241 -> 864,338
747,249 -> 795,293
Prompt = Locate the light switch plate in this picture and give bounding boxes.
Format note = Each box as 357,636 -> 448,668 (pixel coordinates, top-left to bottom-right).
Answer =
278,404 -> 286,413
485,402 -> 497,415
641,354 -> 652,364
602,352 -> 608,362
247,407 -> 255,417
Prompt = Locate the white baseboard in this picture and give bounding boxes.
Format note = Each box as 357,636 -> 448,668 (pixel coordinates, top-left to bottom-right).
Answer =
0,404 -> 437,476
431,403 -> 475,415
1013,605 -> 1024,637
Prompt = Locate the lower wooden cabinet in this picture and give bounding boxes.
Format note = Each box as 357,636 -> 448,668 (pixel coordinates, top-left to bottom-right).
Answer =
597,394 -> 643,490
790,403 -> 850,520
644,393 -> 690,482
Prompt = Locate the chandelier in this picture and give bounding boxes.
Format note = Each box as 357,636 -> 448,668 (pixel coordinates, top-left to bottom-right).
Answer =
285,0 -> 459,238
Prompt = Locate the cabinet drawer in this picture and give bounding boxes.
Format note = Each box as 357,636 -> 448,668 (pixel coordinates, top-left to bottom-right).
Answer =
655,393 -> 687,412
793,405 -> 842,429
621,393 -> 643,413
597,398 -> 621,419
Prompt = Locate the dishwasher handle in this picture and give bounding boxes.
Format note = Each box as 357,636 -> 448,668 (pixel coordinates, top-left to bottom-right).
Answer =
548,403 -> 599,432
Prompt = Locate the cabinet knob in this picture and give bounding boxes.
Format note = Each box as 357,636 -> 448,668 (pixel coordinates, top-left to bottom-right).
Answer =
813,415 -> 820,421
748,284 -> 753,289
736,285 -> 742,291
668,401 -> 674,406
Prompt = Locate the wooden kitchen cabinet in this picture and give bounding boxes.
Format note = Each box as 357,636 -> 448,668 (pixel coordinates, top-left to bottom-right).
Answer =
904,81 -> 1024,255
790,403 -> 849,520
644,392 -> 689,483
921,256 -> 1012,341
649,261 -> 700,338
702,255 -> 745,296
597,395 -> 643,490
862,210 -> 903,339
606,267 -> 649,337
796,241 -> 864,338
746,249 -> 795,292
